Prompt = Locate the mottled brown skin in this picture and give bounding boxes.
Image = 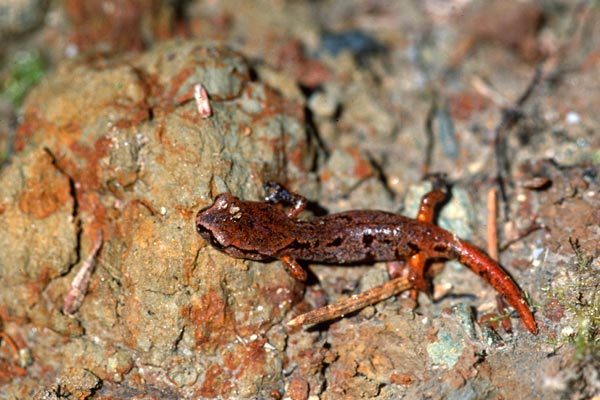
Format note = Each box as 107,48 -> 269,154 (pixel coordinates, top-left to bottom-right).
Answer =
195,183 -> 538,334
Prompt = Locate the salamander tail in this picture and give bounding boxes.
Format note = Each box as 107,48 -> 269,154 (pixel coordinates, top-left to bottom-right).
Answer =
451,239 -> 538,335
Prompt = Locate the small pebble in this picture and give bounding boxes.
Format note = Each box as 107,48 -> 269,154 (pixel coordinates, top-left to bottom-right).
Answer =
308,91 -> 338,118
565,111 -> 580,125
0,0 -> 47,38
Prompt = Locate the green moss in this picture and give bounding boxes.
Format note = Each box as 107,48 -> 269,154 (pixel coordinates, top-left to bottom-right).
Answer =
546,238 -> 600,359
1,51 -> 46,107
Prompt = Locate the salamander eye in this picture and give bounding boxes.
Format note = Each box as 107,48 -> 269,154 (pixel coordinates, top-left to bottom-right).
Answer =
228,203 -> 242,220
215,195 -> 230,210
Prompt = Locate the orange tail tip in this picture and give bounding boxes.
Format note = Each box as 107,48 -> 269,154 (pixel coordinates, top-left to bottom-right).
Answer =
453,239 -> 538,335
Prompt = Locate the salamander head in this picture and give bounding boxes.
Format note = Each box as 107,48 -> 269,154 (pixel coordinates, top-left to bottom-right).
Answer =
195,193 -> 240,248
195,192 -> 291,260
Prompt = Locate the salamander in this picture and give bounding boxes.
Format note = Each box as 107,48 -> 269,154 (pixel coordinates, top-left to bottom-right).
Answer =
195,181 -> 538,334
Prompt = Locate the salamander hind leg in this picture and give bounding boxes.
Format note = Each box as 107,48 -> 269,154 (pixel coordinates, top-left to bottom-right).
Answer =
408,252 -> 432,301
405,178 -> 449,300
416,175 -> 449,223
387,248 -> 433,304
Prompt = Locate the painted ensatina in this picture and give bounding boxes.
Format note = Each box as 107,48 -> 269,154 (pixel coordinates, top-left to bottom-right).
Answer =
195,181 -> 538,334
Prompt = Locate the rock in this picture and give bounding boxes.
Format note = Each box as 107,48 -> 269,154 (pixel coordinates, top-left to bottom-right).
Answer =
2,40 -> 314,396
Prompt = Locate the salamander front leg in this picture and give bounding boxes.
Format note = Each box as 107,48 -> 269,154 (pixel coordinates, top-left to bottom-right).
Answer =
264,182 -> 308,219
282,255 -> 308,282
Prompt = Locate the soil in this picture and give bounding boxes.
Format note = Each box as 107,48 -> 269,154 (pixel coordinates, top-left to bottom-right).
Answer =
0,1 -> 599,399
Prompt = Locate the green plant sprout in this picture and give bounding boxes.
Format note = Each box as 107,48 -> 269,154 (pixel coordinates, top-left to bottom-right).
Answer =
1,51 -> 46,107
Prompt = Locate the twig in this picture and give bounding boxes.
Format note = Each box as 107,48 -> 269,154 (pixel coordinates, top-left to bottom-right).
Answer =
492,65 -> 543,220
421,100 -> 436,178
487,188 -> 514,332
194,83 -> 212,118
499,222 -> 543,252
486,187 -> 499,261
0,332 -> 20,363
471,75 -> 511,108
63,231 -> 103,316
288,276 -> 412,327
495,295 -> 513,333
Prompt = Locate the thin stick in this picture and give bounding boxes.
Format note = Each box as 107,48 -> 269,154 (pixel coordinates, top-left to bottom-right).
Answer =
63,231 -> 103,316
493,65 -> 543,220
287,276 -> 412,327
486,187 -> 499,261
0,332 -> 20,363
194,83 -> 212,118
495,295 -> 513,333
421,101 -> 436,178
499,222 -> 543,252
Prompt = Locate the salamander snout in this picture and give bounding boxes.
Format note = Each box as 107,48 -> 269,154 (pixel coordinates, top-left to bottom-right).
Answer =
195,193 -> 240,248
195,208 -> 216,242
